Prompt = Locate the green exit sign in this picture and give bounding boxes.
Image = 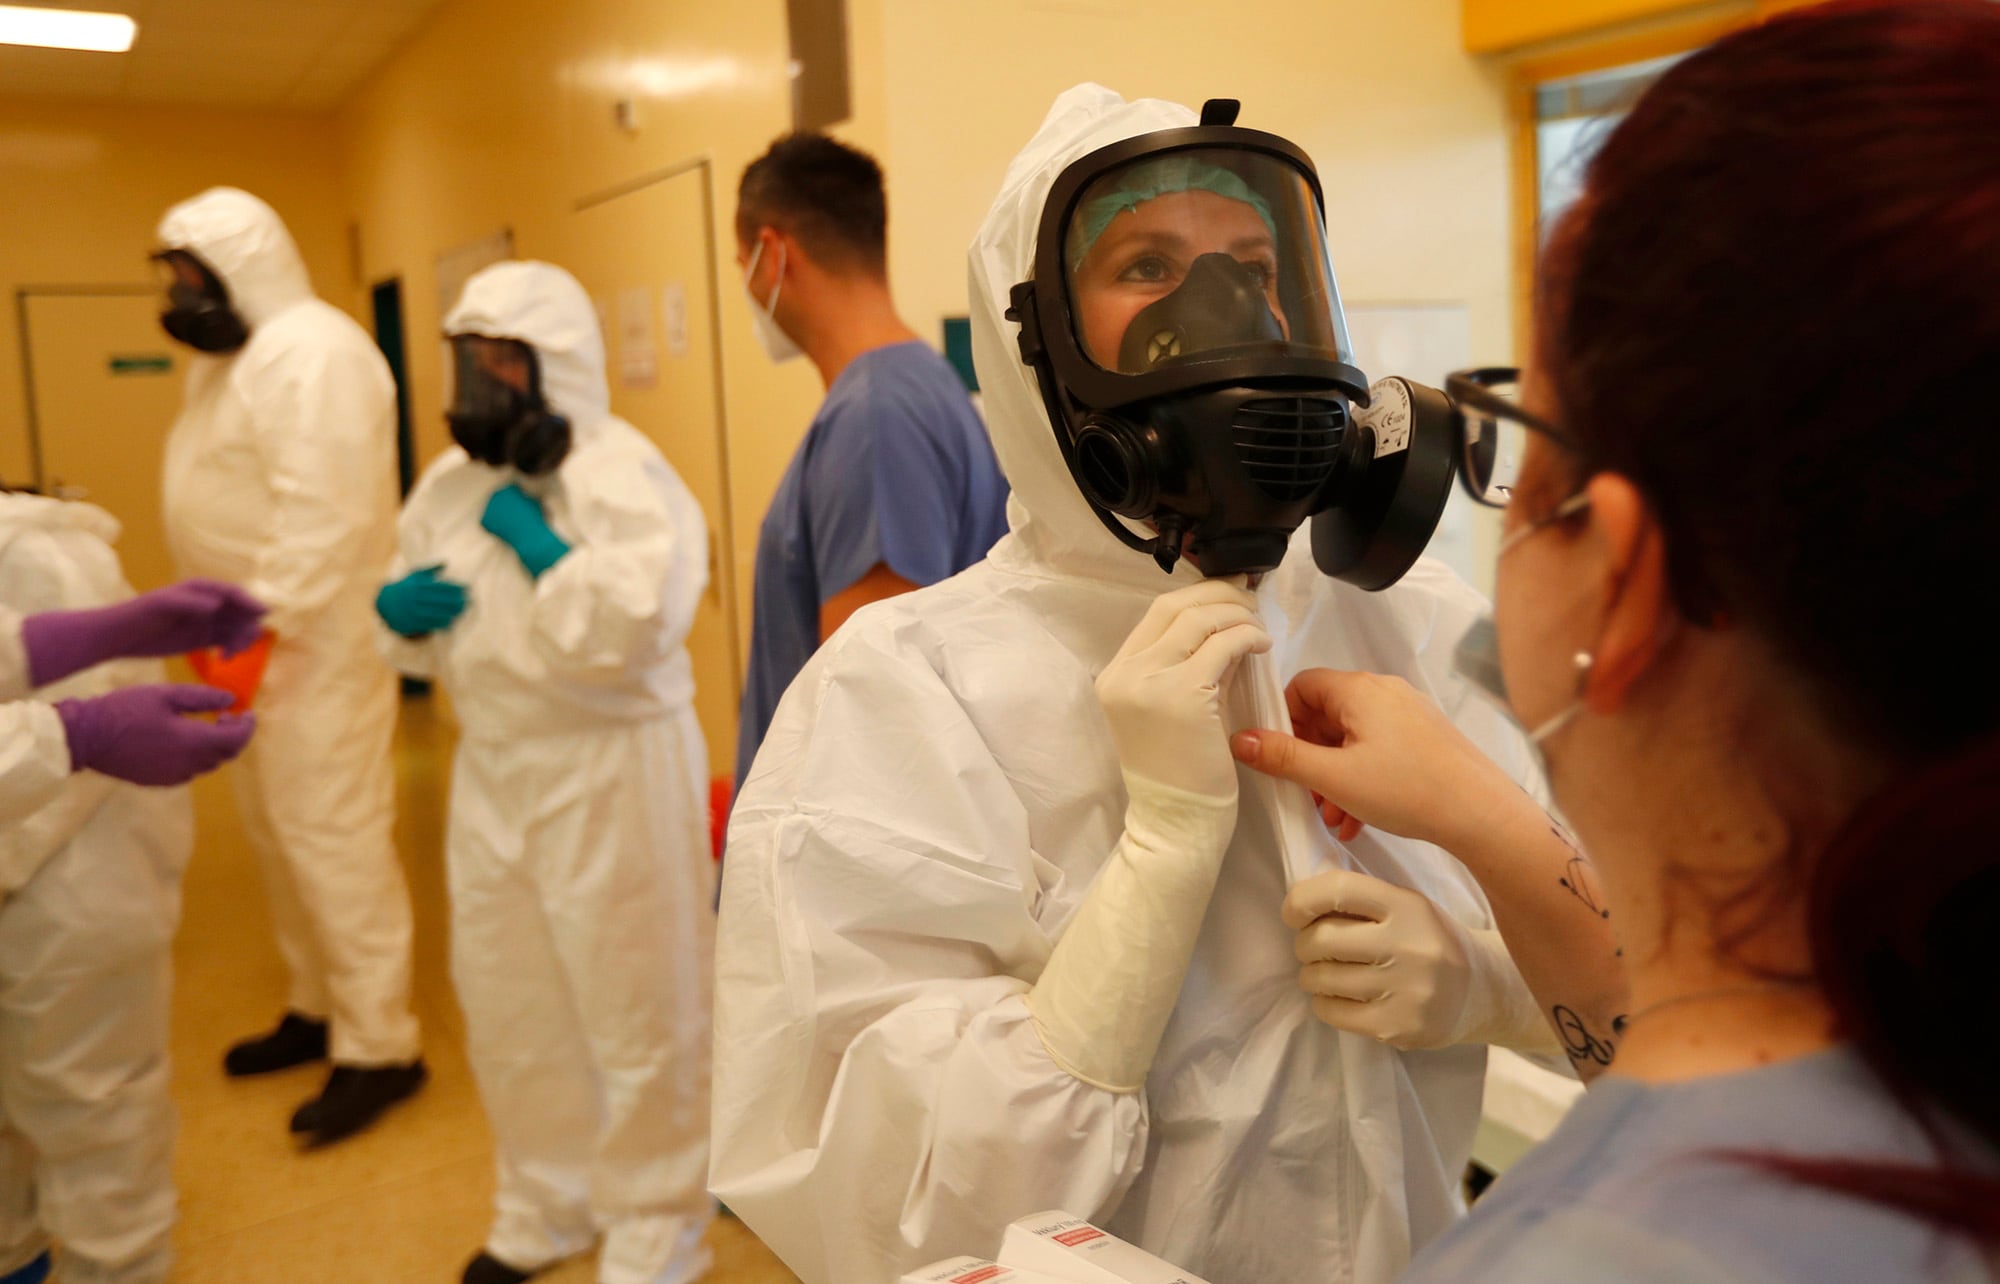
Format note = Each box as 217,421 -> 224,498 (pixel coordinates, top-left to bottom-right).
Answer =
109,354 -> 173,376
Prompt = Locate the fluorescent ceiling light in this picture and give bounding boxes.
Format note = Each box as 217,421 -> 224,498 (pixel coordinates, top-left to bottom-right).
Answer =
0,4 -> 137,53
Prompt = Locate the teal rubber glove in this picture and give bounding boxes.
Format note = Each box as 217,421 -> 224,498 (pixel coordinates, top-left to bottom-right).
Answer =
481,484 -> 571,580
376,565 -> 470,638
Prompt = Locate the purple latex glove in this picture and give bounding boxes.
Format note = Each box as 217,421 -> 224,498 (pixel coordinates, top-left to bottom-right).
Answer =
54,684 -> 257,786
19,579 -> 267,689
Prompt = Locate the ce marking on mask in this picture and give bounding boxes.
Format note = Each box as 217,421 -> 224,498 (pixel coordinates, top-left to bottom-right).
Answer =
1358,376 -> 1413,458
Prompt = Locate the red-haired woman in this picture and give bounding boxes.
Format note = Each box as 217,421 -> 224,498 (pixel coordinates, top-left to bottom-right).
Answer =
1231,2 -> 2000,1279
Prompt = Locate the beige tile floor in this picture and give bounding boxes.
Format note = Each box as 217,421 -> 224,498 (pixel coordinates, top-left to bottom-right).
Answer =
167,694 -> 798,1283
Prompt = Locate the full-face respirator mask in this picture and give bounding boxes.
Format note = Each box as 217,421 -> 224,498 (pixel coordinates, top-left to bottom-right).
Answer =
153,249 -> 250,355
445,333 -> 572,476
1006,99 -> 1458,586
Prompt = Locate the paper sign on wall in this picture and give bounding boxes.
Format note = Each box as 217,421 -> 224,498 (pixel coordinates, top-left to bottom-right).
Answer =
661,282 -> 690,358
617,286 -> 658,389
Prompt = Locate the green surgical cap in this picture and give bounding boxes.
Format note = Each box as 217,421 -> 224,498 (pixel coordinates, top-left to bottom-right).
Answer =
1066,155 -> 1278,273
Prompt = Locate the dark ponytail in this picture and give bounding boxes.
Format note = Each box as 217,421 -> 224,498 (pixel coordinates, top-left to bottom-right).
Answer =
1781,738 -> 2000,1239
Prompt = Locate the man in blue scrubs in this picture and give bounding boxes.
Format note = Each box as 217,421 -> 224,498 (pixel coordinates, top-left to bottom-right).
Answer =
732,134 -> 1009,792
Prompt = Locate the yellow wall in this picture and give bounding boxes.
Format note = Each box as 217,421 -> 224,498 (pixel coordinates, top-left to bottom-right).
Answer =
0,95 -> 348,487
870,0 -> 1518,383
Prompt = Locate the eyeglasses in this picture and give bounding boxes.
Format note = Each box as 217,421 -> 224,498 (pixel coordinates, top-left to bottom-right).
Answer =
1444,366 -> 1573,508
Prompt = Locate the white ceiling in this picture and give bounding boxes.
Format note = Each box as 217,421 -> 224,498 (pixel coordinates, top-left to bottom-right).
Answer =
0,0 -> 449,111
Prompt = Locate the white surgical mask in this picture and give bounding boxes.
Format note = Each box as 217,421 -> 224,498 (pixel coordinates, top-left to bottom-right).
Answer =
742,239 -> 802,365
1453,491 -> 1594,749
1453,616 -> 1589,747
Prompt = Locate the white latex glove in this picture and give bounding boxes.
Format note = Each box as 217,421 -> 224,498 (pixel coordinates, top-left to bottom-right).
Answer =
1284,868 -> 1559,1055
1028,580 -> 1272,1092
1096,578 -> 1269,799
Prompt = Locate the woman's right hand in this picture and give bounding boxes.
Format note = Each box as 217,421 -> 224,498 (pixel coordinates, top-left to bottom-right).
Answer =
1230,668 -> 1529,853
1098,579 -> 1270,805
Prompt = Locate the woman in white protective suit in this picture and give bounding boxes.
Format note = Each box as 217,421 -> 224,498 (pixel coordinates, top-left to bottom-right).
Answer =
375,261 -> 715,1284
0,493 -> 198,1284
713,87 -> 1608,1284
155,186 -> 425,1143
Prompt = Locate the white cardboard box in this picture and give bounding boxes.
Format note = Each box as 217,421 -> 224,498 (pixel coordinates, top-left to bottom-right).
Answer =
998,1212 -> 1214,1284
902,1256 -> 1076,1284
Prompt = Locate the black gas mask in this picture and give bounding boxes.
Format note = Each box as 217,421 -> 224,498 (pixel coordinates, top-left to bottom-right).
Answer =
153,249 -> 249,355
1006,99 -> 1455,586
445,334 -> 572,476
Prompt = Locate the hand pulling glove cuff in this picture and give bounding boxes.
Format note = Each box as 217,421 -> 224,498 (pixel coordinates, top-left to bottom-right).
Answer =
20,579 -> 266,688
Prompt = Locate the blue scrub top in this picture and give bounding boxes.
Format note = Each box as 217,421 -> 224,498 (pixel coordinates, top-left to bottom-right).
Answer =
1405,1048 -> 1995,1284
735,340 -> 1009,790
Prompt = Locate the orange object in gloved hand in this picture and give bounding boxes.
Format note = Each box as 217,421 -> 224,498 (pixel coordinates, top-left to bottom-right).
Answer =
188,629 -> 274,714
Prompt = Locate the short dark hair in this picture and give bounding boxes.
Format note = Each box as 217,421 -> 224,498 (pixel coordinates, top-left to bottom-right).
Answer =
736,133 -> 888,277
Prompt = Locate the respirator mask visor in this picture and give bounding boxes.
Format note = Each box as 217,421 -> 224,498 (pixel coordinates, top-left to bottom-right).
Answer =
152,249 -> 249,355
1010,106 -> 1457,583
445,333 -> 572,476
1062,147 -> 1351,374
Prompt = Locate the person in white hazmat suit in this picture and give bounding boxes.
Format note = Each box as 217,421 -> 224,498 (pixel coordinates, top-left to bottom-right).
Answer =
712,86 -> 1566,1284
0,494 -> 196,1284
375,260 -> 715,1284
155,187 -> 425,1144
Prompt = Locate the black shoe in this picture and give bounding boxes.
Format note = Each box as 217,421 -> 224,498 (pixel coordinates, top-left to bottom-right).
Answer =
224,1012 -> 329,1077
289,1060 -> 427,1144
461,1251 -> 535,1284
0,1250 -> 52,1284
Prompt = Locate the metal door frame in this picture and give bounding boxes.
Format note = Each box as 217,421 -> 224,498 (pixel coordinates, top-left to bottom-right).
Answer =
575,157 -> 742,694
15,284 -> 157,492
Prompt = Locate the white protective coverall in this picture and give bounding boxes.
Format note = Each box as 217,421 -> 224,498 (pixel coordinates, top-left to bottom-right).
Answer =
379,261 -> 715,1284
0,609 -> 67,825
712,85 -> 1546,1284
0,495 -> 193,1284
157,187 -> 419,1067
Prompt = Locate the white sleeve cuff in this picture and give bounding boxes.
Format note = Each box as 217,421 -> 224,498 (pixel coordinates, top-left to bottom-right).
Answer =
0,613 -> 32,700
3,701 -> 73,820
